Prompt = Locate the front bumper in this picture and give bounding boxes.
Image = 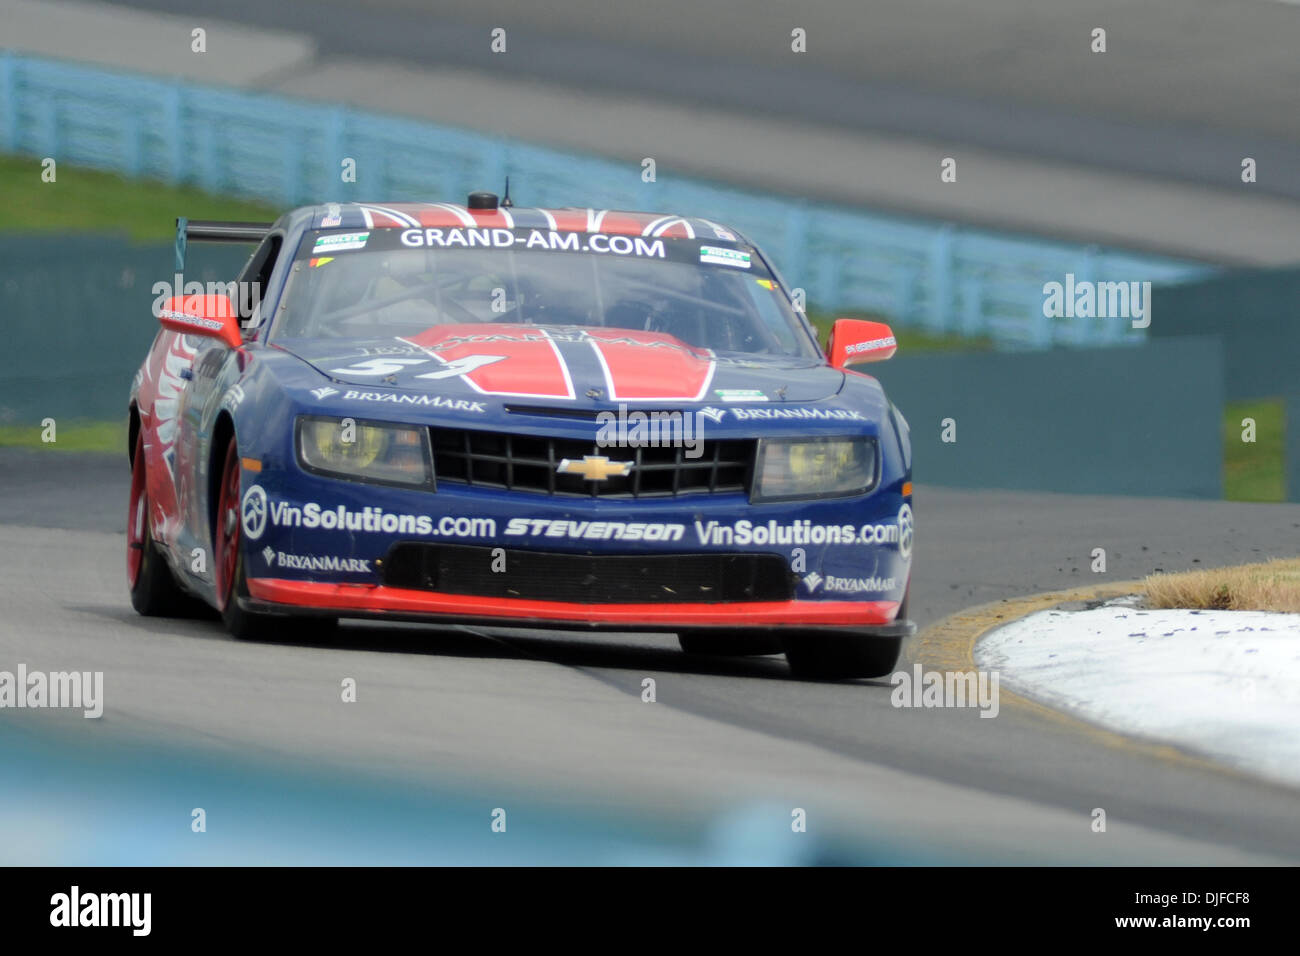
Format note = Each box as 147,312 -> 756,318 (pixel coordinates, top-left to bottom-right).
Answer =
243,577 -> 915,637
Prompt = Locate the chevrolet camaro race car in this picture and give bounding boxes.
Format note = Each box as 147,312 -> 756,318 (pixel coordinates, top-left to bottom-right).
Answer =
127,194 -> 914,678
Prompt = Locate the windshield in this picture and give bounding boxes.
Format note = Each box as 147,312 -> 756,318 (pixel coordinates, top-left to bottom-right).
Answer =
272,227 -> 819,360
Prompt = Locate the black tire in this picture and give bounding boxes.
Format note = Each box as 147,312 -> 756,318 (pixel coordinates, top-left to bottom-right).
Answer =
128,431 -> 197,617
221,546 -> 274,639
129,516 -> 196,617
678,630 -> 783,656
220,546 -> 340,642
214,435 -> 338,642
217,530 -> 340,642
215,521 -> 340,644
782,631 -> 902,680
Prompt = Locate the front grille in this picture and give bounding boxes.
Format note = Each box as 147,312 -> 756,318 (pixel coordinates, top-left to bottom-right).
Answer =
384,544 -> 796,604
430,427 -> 755,498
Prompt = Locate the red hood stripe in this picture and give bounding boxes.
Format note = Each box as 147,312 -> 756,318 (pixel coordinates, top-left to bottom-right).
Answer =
587,329 -> 715,402
403,325 -> 575,400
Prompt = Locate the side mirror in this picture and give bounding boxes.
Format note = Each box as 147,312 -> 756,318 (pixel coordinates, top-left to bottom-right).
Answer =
157,294 -> 241,350
827,318 -> 897,369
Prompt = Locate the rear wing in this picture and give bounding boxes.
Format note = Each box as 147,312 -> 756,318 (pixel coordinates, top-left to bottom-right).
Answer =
174,217 -> 273,270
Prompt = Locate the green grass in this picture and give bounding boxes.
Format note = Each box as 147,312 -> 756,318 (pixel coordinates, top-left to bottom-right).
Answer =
0,154 -> 280,241
0,421 -> 127,453
1224,398 -> 1286,502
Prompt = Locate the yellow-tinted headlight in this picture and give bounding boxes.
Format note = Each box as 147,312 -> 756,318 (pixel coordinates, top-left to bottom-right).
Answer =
297,417 -> 432,487
305,419 -> 388,468
754,437 -> 875,501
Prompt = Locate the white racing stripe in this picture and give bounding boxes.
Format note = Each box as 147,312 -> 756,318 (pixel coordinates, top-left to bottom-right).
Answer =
359,203 -> 421,227
643,216 -> 696,238
430,202 -> 477,227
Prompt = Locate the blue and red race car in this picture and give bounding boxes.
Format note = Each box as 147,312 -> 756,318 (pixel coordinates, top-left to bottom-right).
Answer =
128,194 -> 913,678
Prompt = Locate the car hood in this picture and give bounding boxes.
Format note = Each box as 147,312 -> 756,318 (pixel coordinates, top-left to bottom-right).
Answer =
275,324 -> 845,405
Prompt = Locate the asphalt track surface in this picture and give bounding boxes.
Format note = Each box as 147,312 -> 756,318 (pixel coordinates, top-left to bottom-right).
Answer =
5,447 -> 1300,863
61,0 -> 1300,263
104,0 -> 1300,199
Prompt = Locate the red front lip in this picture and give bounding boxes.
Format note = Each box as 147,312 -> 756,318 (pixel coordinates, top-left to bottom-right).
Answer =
246,578 -> 900,627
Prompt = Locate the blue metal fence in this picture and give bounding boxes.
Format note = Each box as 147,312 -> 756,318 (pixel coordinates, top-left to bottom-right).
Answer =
0,50 -> 1214,348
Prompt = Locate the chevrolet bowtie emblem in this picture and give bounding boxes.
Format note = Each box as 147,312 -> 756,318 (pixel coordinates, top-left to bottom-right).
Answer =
557,455 -> 633,481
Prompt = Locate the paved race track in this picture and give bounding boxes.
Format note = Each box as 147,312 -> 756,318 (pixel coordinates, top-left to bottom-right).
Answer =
103,0 -> 1300,199
4,447 -> 1299,863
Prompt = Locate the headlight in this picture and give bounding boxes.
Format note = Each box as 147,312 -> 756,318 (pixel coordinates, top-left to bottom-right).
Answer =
753,437 -> 876,502
297,416 -> 433,488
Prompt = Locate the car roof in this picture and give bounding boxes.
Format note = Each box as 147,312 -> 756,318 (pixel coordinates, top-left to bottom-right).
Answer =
297,202 -> 749,243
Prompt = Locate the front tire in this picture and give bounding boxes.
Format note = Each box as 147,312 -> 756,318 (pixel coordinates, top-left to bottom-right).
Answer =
215,435 -> 276,640
782,632 -> 902,680
219,542 -> 275,641
215,436 -> 337,643
678,630 -> 783,656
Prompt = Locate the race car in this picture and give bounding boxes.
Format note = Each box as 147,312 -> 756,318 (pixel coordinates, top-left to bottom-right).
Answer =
128,194 -> 914,678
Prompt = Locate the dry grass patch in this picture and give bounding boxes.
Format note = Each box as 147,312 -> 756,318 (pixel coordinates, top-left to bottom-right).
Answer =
1145,558 -> 1300,612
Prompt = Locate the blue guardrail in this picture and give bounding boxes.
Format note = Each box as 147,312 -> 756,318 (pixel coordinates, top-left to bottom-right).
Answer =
0,50 -> 1213,348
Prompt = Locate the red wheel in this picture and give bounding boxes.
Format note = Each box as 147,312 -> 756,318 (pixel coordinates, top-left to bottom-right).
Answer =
126,425 -> 191,616
127,430 -> 147,589
214,433 -> 338,642
215,436 -> 241,611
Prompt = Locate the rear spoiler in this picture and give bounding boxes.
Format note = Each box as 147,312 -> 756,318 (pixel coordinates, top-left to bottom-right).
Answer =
174,217 -> 273,270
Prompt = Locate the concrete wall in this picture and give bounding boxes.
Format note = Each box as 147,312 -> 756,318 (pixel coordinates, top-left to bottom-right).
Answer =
872,337 -> 1226,499
1150,268 -> 1300,402
0,236 -> 247,423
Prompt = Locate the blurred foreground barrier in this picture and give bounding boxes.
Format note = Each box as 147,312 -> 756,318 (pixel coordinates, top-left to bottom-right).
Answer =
872,337 -> 1225,499
0,50 -> 1211,348
0,720 -> 946,865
